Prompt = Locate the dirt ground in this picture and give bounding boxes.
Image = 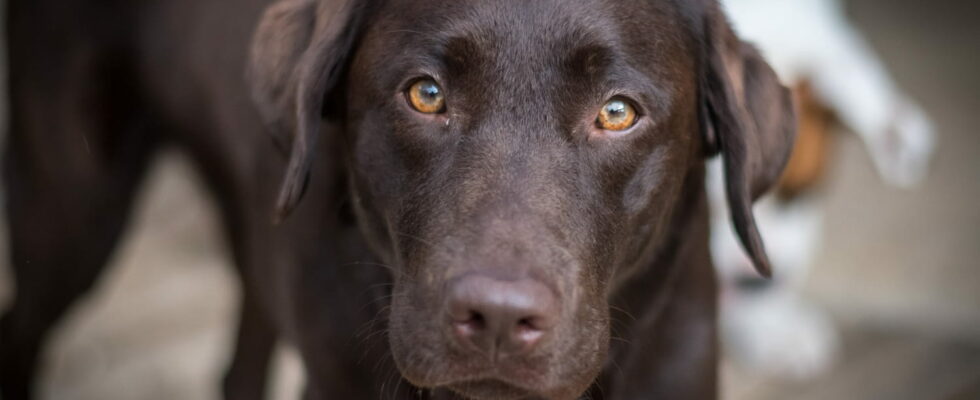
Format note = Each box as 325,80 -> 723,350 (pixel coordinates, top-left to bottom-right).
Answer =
1,0 -> 978,399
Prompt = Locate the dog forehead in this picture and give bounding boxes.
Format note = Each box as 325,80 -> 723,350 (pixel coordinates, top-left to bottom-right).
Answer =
373,0 -> 696,52
361,0 -> 702,97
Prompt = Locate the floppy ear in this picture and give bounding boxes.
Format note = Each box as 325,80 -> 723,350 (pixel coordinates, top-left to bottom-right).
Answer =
248,0 -> 366,221
702,6 -> 797,277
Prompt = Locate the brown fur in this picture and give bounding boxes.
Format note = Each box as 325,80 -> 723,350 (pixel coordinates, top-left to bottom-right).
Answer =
777,81 -> 836,200
1,0 -> 794,399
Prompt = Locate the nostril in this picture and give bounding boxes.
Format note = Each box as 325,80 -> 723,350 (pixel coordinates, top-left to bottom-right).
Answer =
514,317 -> 545,345
454,310 -> 486,336
516,316 -> 550,333
468,311 -> 486,328
445,274 -> 558,355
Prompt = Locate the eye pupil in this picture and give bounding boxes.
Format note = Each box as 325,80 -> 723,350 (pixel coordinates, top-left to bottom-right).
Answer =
420,82 -> 440,99
606,101 -> 626,117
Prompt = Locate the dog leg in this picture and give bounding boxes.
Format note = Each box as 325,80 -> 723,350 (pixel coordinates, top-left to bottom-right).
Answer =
0,88 -> 157,400
178,142 -> 277,400
178,134 -> 278,400
0,11 -> 160,391
223,291 -> 277,400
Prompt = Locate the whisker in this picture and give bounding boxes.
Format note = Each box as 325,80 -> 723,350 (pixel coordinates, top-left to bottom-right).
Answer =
339,260 -> 410,280
393,230 -> 441,252
608,304 -> 638,323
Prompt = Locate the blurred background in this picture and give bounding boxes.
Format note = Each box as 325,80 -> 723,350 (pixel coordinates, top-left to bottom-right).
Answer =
0,0 -> 977,399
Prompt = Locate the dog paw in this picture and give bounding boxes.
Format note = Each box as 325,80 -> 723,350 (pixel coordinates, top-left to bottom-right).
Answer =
722,294 -> 840,380
867,99 -> 937,188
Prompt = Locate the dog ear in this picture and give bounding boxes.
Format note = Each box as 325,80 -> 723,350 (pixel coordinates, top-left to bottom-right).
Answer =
702,6 -> 796,277
248,0 -> 366,221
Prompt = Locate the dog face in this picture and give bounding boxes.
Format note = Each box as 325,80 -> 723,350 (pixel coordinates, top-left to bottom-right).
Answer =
345,1 -> 702,397
249,0 -> 794,398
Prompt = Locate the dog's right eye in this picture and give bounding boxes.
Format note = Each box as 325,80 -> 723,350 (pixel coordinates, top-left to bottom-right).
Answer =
596,98 -> 638,132
406,78 -> 446,114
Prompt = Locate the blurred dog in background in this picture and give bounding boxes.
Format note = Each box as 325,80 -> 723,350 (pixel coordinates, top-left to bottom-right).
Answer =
711,0 -> 937,379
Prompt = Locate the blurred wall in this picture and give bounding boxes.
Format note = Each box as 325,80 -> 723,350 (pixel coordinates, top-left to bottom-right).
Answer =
810,0 -> 980,338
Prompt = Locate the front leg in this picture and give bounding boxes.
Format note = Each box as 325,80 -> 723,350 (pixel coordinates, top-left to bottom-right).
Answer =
223,290 -> 277,400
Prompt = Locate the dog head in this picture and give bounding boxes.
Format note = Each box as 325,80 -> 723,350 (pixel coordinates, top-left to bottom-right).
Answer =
249,0 -> 794,398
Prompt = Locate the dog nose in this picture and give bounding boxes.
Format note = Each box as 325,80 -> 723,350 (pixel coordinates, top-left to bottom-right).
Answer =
446,275 -> 557,357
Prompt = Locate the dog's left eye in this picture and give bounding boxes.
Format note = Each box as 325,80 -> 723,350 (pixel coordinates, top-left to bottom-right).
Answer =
596,98 -> 638,131
406,78 -> 446,114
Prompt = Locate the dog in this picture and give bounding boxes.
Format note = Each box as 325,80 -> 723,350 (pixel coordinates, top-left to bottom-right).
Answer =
711,0 -> 937,379
0,0 -> 795,399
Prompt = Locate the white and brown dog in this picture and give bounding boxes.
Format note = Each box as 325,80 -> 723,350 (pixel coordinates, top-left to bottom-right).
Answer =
711,0 -> 937,379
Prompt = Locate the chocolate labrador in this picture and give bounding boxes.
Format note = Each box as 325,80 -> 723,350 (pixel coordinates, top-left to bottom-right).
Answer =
0,0 -> 794,399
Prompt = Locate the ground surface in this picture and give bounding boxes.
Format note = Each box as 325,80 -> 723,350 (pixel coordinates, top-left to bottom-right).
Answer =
1,0 -> 978,399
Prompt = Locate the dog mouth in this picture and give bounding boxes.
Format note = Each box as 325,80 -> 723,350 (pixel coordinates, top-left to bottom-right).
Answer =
408,362 -> 556,400
446,378 -> 541,400
392,336 -> 581,400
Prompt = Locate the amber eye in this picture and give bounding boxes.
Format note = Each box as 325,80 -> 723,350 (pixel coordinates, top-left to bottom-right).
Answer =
596,98 -> 638,131
406,78 -> 446,114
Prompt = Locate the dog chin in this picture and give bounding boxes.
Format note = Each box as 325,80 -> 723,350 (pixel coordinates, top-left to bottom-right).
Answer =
396,361 -> 573,400
398,363 -> 563,400
447,379 -> 537,400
